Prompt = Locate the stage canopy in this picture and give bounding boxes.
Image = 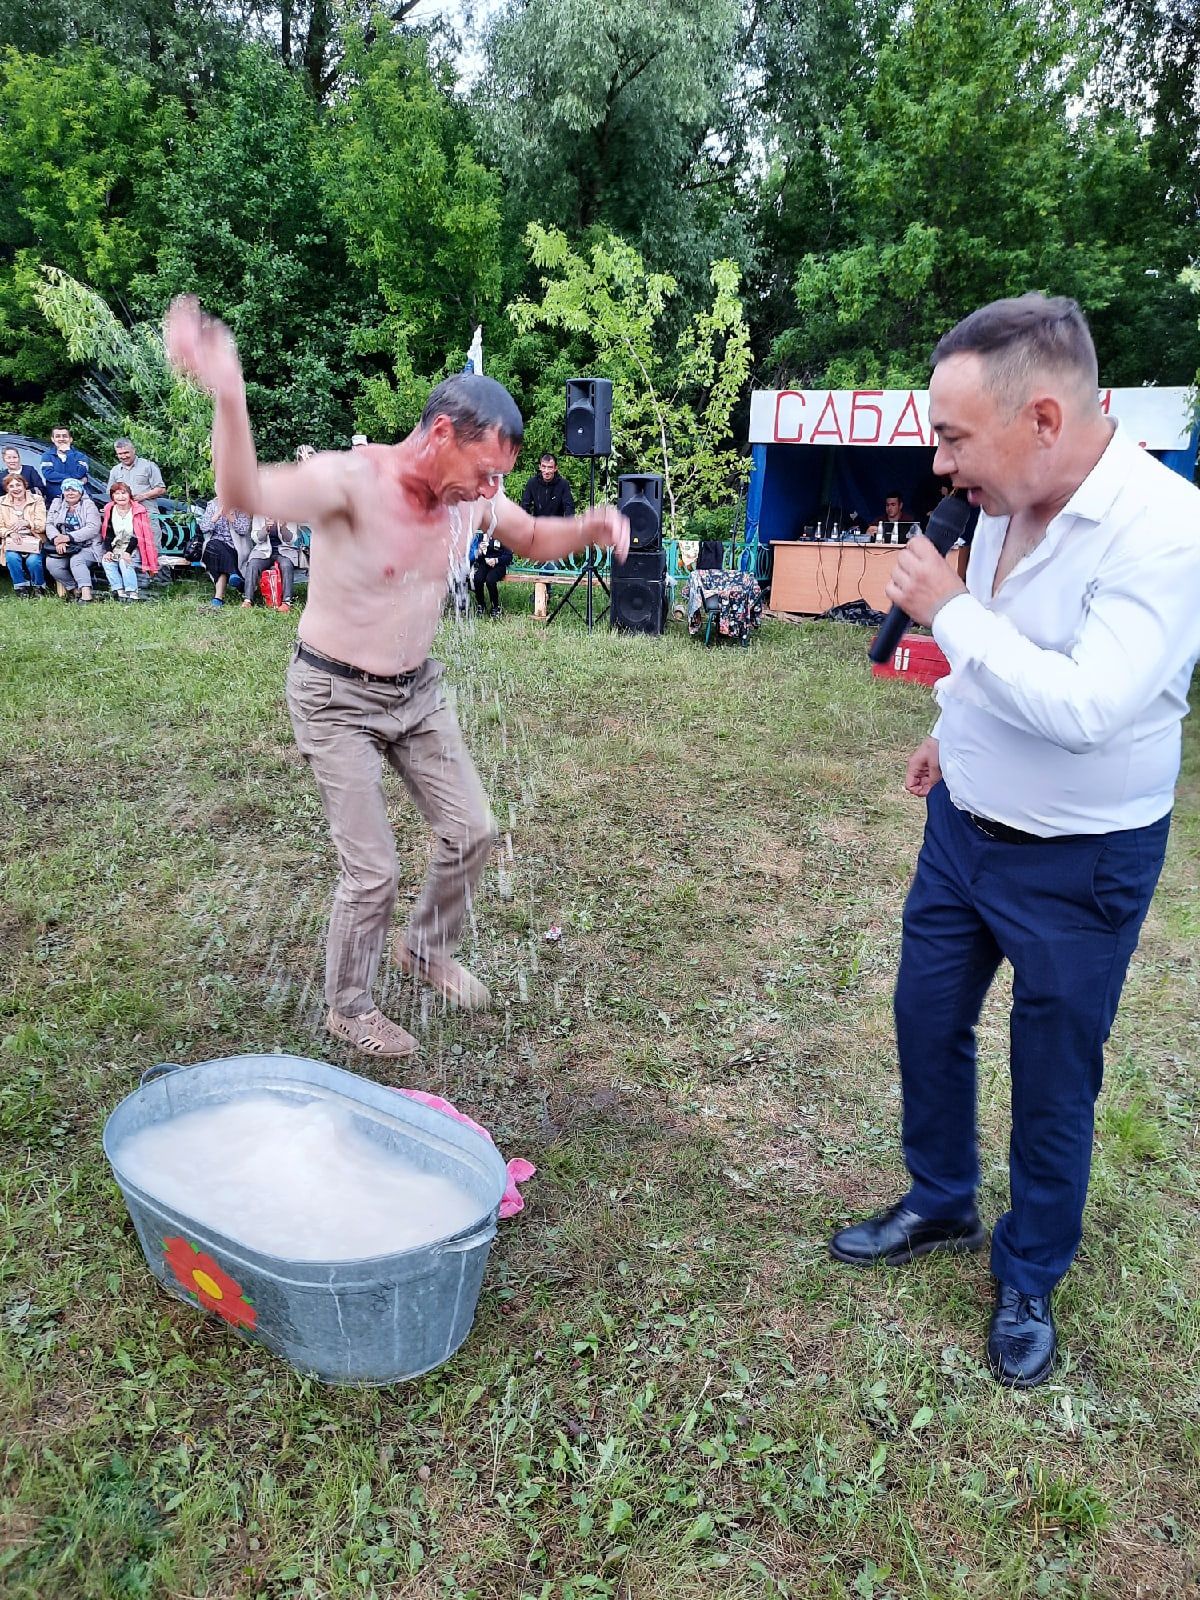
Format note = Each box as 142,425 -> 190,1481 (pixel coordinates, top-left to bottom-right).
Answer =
744,387 -> 1199,544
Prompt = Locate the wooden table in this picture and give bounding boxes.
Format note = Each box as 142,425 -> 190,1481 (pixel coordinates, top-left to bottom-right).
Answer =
768,539 -> 968,616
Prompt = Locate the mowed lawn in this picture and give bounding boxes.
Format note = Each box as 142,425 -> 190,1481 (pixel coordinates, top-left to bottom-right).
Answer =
1,584 -> 1198,1600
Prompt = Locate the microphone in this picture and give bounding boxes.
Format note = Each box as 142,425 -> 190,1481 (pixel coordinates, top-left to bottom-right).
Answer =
868,496 -> 971,665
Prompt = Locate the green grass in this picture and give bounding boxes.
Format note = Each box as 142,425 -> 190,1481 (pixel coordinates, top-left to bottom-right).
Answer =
1,584 -> 1198,1600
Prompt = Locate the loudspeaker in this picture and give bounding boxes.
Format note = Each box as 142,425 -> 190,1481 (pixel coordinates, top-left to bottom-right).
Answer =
610,549 -> 666,635
617,473 -> 663,552
565,378 -> 612,457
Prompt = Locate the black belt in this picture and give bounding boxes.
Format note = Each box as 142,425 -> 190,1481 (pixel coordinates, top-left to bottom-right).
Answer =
294,643 -> 419,687
962,810 -> 1048,845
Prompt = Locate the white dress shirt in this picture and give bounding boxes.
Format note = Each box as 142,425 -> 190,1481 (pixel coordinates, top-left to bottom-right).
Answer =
931,423 -> 1200,835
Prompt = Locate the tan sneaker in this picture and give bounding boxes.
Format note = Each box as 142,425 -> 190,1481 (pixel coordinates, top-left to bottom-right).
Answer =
395,942 -> 491,1010
326,1006 -> 418,1058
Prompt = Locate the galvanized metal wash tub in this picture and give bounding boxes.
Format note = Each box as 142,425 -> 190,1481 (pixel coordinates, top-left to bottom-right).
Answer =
102,1053 -> 508,1385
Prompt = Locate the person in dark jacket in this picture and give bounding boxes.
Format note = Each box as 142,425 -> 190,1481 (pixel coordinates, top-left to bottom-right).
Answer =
519,453 -> 575,520
470,524 -> 513,617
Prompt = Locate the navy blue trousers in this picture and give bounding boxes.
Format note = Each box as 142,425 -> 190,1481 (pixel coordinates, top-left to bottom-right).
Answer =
896,781 -> 1169,1296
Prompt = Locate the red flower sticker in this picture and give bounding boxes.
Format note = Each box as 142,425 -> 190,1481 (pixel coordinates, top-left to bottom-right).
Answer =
162,1236 -> 257,1330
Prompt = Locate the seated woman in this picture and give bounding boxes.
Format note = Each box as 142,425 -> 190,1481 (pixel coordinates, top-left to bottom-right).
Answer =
470,524 -> 513,618
242,516 -> 300,611
44,478 -> 103,600
100,480 -> 159,600
198,498 -> 251,607
0,472 -> 48,595
1,446 -> 46,500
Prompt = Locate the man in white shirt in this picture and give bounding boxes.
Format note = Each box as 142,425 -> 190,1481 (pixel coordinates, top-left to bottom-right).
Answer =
829,293 -> 1200,1387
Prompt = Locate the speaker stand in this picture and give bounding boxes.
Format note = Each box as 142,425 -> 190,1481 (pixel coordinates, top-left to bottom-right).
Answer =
546,455 -> 609,630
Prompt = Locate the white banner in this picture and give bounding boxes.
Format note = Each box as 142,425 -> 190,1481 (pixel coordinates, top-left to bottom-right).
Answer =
749,387 -> 1195,451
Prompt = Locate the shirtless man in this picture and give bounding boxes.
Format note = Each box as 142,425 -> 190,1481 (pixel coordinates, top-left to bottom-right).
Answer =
165,297 -> 630,1058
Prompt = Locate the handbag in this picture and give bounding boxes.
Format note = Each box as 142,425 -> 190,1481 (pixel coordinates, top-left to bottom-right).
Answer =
259,566 -> 284,608
181,528 -> 204,563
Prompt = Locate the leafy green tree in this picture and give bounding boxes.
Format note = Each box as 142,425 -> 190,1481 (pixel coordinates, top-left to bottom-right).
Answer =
35,267 -> 214,496
317,21 -> 505,437
132,46 -> 361,458
769,0 -> 1197,387
0,0 -> 248,97
733,0 -> 896,361
507,225 -> 750,534
478,0 -> 748,299
0,47 -> 164,437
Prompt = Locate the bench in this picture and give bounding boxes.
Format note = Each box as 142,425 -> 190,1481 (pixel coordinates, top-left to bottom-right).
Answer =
154,516 -> 310,585
504,569 -> 586,620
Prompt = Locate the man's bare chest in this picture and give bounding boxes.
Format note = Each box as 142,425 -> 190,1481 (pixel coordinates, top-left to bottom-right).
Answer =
992,516 -> 1049,596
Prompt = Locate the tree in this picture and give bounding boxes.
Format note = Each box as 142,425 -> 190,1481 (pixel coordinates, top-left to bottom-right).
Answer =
0,0 -> 251,101
132,46 -> 362,458
35,267 -> 214,496
731,0 -> 896,362
769,0 -> 1198,387
317,22 -> 505,437
0,47 -> 164,437
478,0 -> 747,299
507,226 -> 751,535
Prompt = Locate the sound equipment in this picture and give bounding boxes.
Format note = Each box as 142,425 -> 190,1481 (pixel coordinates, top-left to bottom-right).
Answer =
565,378 -> 612,457
867,497 -> 971,665
617,473 -> 663,552
610,548 -> 666,635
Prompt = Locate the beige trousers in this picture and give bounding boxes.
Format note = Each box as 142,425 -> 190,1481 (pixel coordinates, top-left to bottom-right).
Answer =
286,650 -> 496,1017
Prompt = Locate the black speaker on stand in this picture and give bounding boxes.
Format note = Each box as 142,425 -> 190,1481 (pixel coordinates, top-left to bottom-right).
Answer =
564,379 -> 613,458
547,378 -> 614,632
611,473 -> 666,634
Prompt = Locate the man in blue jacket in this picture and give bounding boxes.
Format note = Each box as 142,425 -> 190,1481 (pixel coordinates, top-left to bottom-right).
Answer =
39,427 -> 90,501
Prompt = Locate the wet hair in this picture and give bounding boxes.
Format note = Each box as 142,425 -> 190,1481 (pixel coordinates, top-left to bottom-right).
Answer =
419,372 -> 524,450
931,293 -> 1098,413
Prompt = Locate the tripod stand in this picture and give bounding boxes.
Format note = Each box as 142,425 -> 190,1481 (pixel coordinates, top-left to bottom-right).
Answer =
546,455 -> 609,630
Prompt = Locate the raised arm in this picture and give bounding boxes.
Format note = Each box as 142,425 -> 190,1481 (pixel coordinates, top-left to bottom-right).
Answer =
165,297 -> 353,534
493,493 -> 629,565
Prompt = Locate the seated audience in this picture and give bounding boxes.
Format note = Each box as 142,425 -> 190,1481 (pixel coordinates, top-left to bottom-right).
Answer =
2,445 -> 46,499
39,427 -> 90,501
100,481 -> 159,600
198,498 -> 251,607
0,473 -> 48,595
44,479 -> 103,600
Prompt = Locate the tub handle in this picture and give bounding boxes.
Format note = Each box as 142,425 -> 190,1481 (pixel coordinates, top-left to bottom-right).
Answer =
140,1061 -> 188,1088
438,1221 -> 497,1256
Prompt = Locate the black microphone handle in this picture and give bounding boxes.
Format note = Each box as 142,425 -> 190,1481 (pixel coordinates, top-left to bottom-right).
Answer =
867,601 -> 915,665
867,498 -> 972,666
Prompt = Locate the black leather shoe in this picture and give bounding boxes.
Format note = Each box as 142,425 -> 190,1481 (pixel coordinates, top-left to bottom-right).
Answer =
828,1200 -> 985,1265
987,1282 -> 1056,1388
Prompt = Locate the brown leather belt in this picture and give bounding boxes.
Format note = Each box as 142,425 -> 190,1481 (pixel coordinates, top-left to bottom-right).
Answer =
294,643 -> 419,687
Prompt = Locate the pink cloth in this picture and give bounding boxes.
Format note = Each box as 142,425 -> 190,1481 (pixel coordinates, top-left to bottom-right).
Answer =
395,1089 -> 535,1218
